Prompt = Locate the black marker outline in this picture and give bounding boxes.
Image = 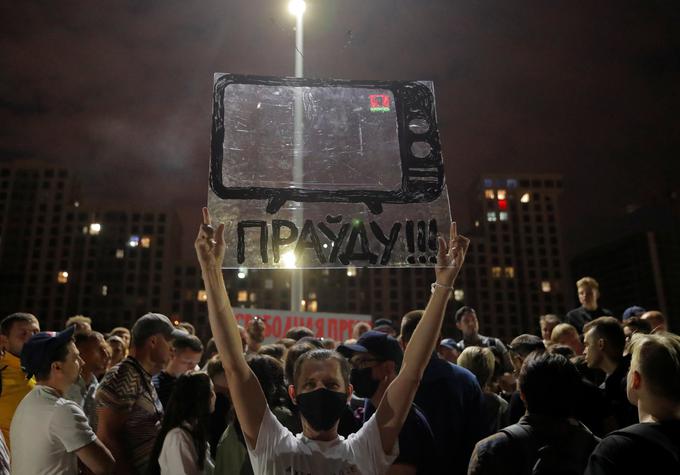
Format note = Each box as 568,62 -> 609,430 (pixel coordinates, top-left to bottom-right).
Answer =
210,74 -> 444,215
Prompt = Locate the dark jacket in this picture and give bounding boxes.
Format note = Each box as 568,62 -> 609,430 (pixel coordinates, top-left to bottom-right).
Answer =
414,354 -> 485,475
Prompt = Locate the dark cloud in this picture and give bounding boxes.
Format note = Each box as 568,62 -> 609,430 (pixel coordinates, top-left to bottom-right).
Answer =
2,0 -> 679,258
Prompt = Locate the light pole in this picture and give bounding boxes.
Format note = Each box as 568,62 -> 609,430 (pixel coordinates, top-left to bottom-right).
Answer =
288,0 -> 305,312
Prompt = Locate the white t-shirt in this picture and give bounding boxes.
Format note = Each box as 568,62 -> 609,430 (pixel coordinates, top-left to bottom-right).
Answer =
10,385 -> 97,475
247,407 -> 398,475
159,426 -> 214,475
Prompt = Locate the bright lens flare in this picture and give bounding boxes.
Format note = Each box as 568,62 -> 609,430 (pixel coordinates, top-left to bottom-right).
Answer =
282,251 -> 297,269
288,0 -> 306,16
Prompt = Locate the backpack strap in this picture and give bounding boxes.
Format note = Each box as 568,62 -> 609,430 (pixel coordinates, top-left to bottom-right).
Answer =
612,424 -> 680,463
501,424 -> 537,473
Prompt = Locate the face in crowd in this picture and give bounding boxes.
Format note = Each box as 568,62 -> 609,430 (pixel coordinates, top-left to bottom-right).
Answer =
457,311 -> 480,339
60,342 -> 85,386
288,353 -> 352,435
2,317 -> 40,357
578,285 -> 599,309
583,328 -> 604,369
81,333 -> 110,376
148,334 -> 173,374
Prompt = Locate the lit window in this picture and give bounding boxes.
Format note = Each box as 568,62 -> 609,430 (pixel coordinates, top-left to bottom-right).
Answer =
483,178 -> 493,188
115,249 -> 124,259
486,212 -> 497,222
140,236 -> 151,248
347,266 -> 357,277
73,201 -> 80,208
237,290 -> 248,302
498,199 -> 508,210
541,281 -> 552,293
497,189 -> 507,200
57,271 -> 69,284
264,278 -> 273,289
499,212 -> 508,221
89,223 -> 101,235
491,267 -> 502,278
249,292 -> 257,303
454,289 -> 465,302
507,179 -> 518,189
520,193 -> 531,203
82,226 -> 88,235
101,285 -> 108,296
308,300 -> 318,312
197,290 -> 208,302
504,267 -> 515,278
301,299 -> 306,309
474,220 -> 480,228
484,190 -> 495,199
128,235 -> 140,247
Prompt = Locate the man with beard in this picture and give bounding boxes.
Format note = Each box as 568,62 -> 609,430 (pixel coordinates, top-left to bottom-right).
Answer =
195,208 -> 469,474
339,330 -> 435,474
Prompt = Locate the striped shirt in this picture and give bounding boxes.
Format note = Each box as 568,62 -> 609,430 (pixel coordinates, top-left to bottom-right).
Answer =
96,357 -> 163,475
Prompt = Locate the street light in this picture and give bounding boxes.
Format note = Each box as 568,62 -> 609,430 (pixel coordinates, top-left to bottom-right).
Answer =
288,0 -> 306,17
288,0 -> 305,312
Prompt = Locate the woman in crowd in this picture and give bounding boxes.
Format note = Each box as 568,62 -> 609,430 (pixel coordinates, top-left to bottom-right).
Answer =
149,371 -> 216,475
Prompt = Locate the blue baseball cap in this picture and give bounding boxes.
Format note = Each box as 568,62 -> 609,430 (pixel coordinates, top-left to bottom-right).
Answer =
21,325 -> 76,379
622,306 -> 646,320
439,338 -> 459,351
338,330 -> 403,368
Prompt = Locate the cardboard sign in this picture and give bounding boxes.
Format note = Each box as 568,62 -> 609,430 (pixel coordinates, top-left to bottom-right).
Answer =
209,74 -> 452,269
232,307 -> 372,343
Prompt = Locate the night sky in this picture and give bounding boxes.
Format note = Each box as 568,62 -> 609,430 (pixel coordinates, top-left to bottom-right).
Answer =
2,0 -> 679,262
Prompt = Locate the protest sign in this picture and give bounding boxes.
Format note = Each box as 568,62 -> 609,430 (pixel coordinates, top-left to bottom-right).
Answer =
232,307 -> 372,343
209,74 -> 452,268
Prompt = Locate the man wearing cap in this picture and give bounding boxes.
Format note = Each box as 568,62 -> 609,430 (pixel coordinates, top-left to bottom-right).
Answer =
96,313 -> 184,475
10,326 -> 115,475
339,330 -> 436,474
438,338 -> 460,364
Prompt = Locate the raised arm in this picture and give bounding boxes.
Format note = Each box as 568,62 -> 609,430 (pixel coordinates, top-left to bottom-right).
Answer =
195,207 -> 267,448
375,222 -> 469,453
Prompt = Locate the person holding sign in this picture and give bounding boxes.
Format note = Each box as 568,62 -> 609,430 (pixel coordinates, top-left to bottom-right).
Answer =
195,207 -> 469,475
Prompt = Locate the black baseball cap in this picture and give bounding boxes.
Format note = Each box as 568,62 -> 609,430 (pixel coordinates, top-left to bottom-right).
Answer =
21,325 -> 76,379
131,313 -> 185,346
338,330 -> 403,369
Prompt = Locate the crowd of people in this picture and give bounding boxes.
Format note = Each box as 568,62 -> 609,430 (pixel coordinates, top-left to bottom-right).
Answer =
0,210 -> 678,474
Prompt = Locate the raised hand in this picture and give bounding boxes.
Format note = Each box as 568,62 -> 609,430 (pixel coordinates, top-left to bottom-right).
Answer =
195,207 -> 226,270
434,222 -> 470,287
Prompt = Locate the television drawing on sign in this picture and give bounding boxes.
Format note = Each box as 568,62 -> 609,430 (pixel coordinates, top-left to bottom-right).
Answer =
210,74 -> 444,215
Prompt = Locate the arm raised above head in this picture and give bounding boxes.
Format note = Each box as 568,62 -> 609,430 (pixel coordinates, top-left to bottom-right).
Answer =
375,222 -> 469,454
196,207 -> 267,449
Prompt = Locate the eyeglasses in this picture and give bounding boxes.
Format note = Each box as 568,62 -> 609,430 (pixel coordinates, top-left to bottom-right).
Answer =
349,357 -> 384,369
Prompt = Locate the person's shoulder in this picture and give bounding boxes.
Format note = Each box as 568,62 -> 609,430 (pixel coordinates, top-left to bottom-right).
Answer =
566,307 -> 584,317
474,430 -> 512,454
98,359 -> 140,387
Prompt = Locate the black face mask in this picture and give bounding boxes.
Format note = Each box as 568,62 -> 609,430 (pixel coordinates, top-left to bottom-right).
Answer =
296,387 -> 348,432
350,367 -> 380,399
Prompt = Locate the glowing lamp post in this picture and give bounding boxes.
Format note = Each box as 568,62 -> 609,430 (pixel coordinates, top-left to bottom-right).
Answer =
288,0 -> 305,312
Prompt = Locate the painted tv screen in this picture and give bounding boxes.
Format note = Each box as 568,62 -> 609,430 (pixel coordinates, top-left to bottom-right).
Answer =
221,84 -> 402,192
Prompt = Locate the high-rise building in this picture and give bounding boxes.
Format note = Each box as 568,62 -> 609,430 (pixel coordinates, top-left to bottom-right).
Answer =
0,161 -> 180,331
459,175 -> 569,341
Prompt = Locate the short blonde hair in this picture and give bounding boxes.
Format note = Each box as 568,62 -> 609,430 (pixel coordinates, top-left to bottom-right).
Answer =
576,277 -> 599,291
551,323 -> 578,343
629,333 -> 680,403
65,315 -> 92,328
457,346 -> 495,388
